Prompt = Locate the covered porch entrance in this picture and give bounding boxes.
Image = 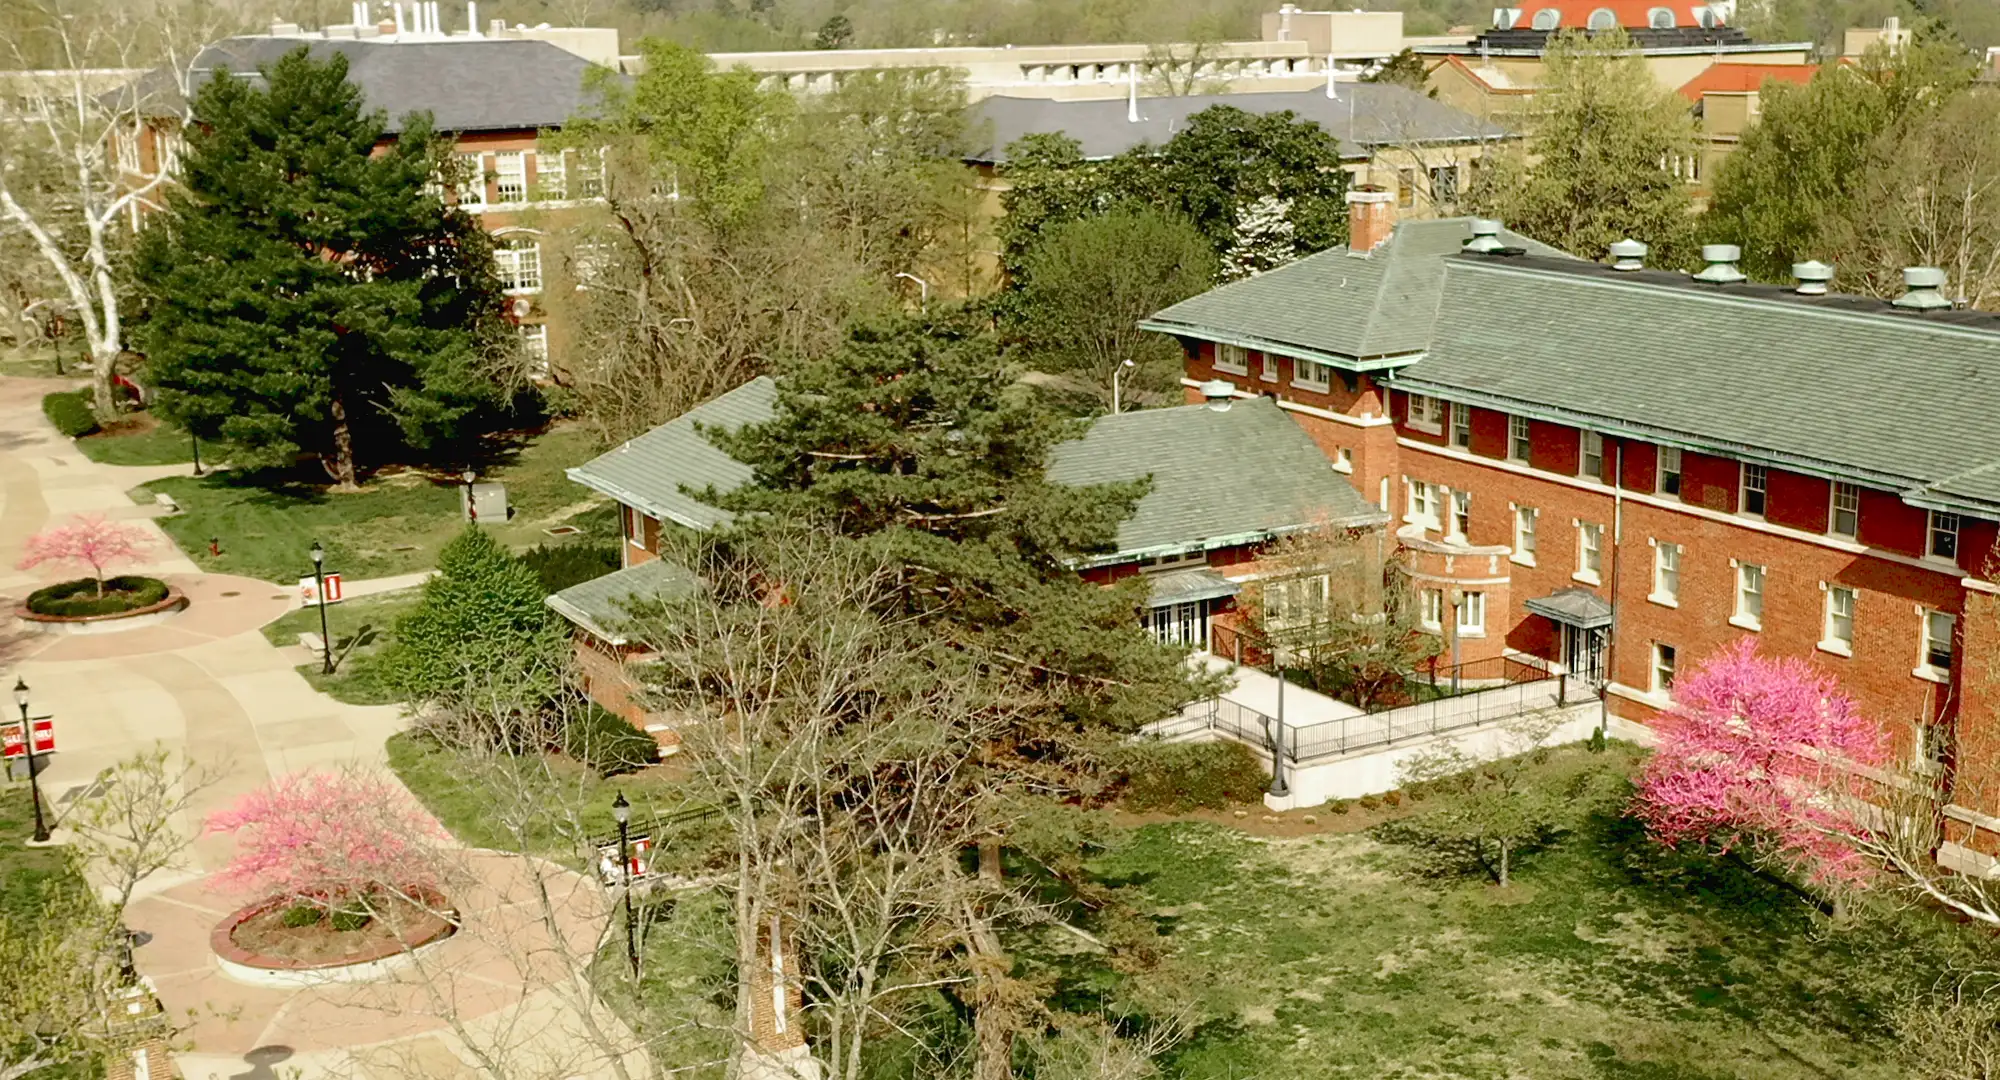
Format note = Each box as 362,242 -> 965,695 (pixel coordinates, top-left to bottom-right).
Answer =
1141,567 -> 1240,650
1524,587 -> 1612,689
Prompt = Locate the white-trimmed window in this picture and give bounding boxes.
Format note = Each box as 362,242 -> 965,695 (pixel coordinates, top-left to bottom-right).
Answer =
1265,573 -> 1330,627
1822,585 -> 1855,654
1260,353 -> 1278,382
1450,402 -> 1472,449
1508,415 -> 1531,463
1407,479 -> 1440,531
1587,7 -> 1617,30
1733,562 -> 1765,629
517,323 -> 549,373
537,148 -> 566,199
1407,393 -> 1444,434
1652,643 -> 1678,696
1214,343 -> 1249,375
1450,489 -> 1472,539
1456,591 -> 1486,636
1334,446 -> 1354,473
1531,8 -> 1560,30
495,237 -> 543,293
1293,358 -> 1332,390
1420,589 -> 1445,631
1921,608 -> 1956,677
577,147 -> 607,197
1648,6 -> 1676,28
1581,430 -> 1604,480
456,152 -> 489,210
1930,511 -> 1961,562
494,151 -> 528,202
1576,522 -> 1603,583
1830,482 -> 1861,539
1513,506 -> 1538,565
624,505 -> 649,550
1740,463 -> 1768,517
1652,541 -> 1680,605
1658,446 -> 1682,499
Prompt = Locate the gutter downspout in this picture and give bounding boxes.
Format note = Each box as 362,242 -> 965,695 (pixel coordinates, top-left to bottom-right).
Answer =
1602,442 -> 1624,741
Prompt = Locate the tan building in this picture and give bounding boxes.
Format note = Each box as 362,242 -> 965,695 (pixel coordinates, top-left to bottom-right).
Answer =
1676,61 -> 1817,195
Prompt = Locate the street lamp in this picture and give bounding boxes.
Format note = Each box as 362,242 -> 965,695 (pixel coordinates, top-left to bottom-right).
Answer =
893,272 -> 930,312
461,469 -> 477,522
13,678 -> 49,843
1111,358 -> 1137,415
309,541 -> 332,676
613,792 -> 638,978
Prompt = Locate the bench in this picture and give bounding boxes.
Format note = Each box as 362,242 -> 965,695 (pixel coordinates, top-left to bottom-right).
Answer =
153,493 -> 180,513
297,632 -> 326,659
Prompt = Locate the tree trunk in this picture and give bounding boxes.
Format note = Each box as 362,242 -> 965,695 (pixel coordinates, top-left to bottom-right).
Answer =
977,837 -> 1002,882
1498,838 -> 1510,889
89,345 -> 117,416
327,383 -> 360,490
962,903 -> 1015,1080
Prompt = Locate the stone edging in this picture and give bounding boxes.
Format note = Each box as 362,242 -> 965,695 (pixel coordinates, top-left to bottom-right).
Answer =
15,585 -> 187,634
210,893 -> 458,989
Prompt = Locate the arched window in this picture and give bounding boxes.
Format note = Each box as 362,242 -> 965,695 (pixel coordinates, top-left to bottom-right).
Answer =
1587,8 -> 1618,30
1694,6 -> 1721,28
1649,7 -> 1676,28
1530,8 -> 1561,30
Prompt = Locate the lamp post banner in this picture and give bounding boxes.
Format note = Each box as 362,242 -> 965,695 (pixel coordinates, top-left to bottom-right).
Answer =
298,573 -> 344,605
595,835 -> 654,884
2,719 -> 54,759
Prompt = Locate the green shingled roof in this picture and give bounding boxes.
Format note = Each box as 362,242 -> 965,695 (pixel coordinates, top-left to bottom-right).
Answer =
1401,256 -> 2000,515
1141,218 -> 1569,364
566,377 -> 777,530
1045,397 -> 1386,563
545,557 -> 698,643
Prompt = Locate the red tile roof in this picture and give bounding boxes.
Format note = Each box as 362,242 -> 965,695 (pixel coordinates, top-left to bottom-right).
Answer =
1676,62 -> 1818,101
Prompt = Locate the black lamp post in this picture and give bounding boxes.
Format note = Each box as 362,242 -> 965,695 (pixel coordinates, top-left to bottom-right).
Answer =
189,431 -> 202,477
310,540 -> 332,675
14,678 -> 49,843
461,469 -> 477,522
613,792 -> 638,978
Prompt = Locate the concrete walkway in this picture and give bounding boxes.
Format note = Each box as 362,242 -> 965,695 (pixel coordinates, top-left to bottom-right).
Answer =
0,376 -> 639,1080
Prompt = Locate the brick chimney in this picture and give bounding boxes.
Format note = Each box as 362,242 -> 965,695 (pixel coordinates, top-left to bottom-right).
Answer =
1347,187 -> 1396,254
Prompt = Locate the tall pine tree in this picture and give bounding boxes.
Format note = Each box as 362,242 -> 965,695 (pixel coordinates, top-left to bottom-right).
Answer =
134,48 -> 507,488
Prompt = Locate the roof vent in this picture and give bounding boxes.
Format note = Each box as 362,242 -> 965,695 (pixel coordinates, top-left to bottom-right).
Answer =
1199,379 -> 1235,411
1692,244 -> 1746,285
1893,266 -> 1953,311
1608,238 -> 1648,271
1791,260 -> 1834,296
1464,219 -> 1506,253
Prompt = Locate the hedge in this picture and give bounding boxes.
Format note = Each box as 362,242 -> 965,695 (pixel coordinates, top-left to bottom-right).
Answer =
1117,740 -> 1268,812
562,701 -> 660,777
520,542 -> 620,594
42,390 -> 99,438
26,575 -> 169,617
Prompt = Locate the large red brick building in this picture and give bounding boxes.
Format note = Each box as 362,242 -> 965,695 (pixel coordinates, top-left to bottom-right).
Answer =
1145,193 -> 2000,864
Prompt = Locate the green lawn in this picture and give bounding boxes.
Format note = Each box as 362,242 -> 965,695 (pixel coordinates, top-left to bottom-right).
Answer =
135,424 -> 612,585
0,341 -> 76,380
1080,747 -> 1970,1080
75,412 -> 197,466
261,589 -> 425,706
0,779 -> 82,921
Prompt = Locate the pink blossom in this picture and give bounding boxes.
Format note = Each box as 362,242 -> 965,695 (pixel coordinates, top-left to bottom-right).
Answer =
17,514 -> 151,594
206,770 -> 451,906
1631,639 -> 1892,888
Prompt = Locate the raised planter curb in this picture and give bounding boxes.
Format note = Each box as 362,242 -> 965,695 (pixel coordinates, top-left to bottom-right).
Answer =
15,586 -> 187,636
209,893 -> 457,990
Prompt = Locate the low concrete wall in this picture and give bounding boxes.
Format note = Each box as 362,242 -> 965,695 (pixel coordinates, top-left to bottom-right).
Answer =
1233,701 -> 1603,810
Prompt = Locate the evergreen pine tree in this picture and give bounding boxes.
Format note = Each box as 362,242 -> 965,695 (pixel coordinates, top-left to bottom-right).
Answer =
1219,194 -> 1298,281
385,526 -> 567,709
133,47 -> 507,488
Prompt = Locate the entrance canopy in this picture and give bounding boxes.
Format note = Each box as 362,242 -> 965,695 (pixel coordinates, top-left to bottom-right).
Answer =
1524,586 -> 1614,630
1145,568 -> 1240,608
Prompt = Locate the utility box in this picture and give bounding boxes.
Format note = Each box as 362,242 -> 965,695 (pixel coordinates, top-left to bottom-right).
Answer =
466,482 -> 508,523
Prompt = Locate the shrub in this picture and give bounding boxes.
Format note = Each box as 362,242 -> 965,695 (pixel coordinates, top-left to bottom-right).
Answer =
562,702 -> 659,777
25,575 -> 168,617
1384,790 -> 1404,807
280,903 -> 322,928
385,527 -> 568,707
520,542 -> 620,593
1359,795 -> 1381,810
1327,799 -> 1351,815
328,907 -> 371,932
1117,741 -> 1267,812
42,389 -> 98,438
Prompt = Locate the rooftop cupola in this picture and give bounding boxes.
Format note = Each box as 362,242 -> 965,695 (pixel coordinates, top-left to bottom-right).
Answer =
1692,244 -> 1746,285
1199,379 -> 1235,411
1791,260 -> 1833,296
1893,267 -> 1953,311
1464,219 -> 1506,253
1608,238 -> 1648,271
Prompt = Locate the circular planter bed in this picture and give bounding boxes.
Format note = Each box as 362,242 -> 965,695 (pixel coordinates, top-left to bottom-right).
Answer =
211,890 -> 457,989
16,576 -> 186,635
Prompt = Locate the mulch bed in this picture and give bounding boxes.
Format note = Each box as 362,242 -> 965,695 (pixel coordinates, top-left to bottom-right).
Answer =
225,894 -> 454,968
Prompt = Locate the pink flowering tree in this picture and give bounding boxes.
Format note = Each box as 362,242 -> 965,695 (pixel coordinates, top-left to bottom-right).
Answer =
206,769 -> 452,911
1632,639 -> 1892,892
16,514 -> 152,596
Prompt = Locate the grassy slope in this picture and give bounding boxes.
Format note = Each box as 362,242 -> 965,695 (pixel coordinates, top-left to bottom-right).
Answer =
75,413 -> 196,466
1090,750 -> 1969,1080
261,589 -> 425,706
136,425 -> 609,585
0,783 -> 78,921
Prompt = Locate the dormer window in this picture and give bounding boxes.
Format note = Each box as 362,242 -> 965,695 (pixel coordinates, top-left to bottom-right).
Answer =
1694,6 -> 1721,28
1587,8 -> 1618,30
1649,7 -> 1675,27
1530,8 -> 1561,30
